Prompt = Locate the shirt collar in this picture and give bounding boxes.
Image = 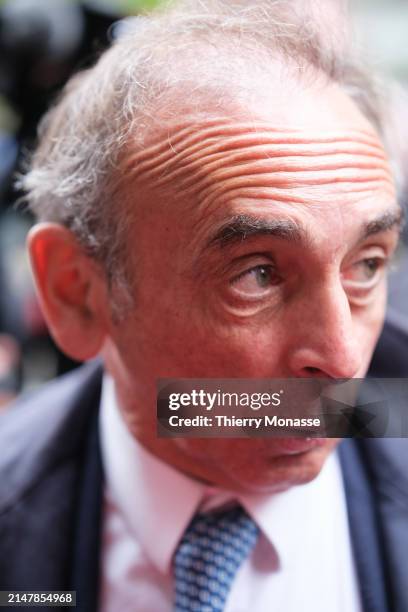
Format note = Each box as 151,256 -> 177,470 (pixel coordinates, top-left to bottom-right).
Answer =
99,374 -> 342,574
239,449 -> 344,570
100,374 -> 206,573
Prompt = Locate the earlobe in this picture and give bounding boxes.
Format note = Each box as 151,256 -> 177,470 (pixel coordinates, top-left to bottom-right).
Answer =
28,223 -> 109,362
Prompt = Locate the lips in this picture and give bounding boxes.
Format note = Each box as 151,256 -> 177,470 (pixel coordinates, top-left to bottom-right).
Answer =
271,437 -> 327,454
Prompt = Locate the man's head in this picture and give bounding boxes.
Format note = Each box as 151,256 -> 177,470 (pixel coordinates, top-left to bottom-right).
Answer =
23,0 -> 402,493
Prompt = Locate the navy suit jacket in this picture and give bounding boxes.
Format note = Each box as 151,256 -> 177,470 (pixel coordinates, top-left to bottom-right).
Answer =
0,320 -> 408,612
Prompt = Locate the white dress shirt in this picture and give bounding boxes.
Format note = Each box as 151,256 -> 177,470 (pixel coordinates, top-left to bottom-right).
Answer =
99,375 -> 362,612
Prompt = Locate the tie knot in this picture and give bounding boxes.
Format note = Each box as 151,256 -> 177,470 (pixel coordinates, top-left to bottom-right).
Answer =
173,505 -> 259,611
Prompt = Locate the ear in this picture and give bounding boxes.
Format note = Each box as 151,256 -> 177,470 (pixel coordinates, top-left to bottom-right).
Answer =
27,223 -> 110,362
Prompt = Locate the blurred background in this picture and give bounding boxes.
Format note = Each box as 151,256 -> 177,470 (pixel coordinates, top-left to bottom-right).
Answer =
0,0 -> 407,409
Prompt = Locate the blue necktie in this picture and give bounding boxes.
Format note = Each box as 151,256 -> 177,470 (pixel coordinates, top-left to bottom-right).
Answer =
173,505 -> 259,612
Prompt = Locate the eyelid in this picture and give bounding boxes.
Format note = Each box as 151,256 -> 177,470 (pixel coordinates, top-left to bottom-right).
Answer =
228,252 -> 277,279
343,244 -> 387,270
342,257 -> 388,299
231,260 -> 276,282
357,232 -> 401,256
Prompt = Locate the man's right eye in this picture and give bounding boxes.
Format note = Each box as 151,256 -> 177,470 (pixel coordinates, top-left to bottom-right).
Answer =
230,264 -> 281,298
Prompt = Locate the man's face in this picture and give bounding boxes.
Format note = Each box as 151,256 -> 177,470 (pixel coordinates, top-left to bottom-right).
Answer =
103,78 -> 400,493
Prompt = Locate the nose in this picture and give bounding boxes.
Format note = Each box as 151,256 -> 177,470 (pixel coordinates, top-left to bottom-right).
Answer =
287,278 -> 363,379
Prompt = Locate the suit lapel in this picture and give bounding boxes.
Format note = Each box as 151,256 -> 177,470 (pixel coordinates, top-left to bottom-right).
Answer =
70,405 -> 104,612
359,439 -> 408,612
0,361 -> 103,594
339,440 -> 390,612
0,451 -> 84,591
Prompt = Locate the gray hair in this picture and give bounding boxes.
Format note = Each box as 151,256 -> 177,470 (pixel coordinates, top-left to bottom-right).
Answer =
20,0 -> 395,305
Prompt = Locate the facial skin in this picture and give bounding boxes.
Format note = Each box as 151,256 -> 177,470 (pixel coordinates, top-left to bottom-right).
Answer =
29,75 -> 401,494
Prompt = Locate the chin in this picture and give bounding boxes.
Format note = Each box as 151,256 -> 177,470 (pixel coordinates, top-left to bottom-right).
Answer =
227,440 -> 338,494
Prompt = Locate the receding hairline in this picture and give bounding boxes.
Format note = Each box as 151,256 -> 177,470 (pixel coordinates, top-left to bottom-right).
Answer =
117,55 -> 382,197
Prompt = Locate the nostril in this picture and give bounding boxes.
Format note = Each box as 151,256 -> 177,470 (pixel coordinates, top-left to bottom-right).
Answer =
304,367 -> 322,375
302,367 -> 344,383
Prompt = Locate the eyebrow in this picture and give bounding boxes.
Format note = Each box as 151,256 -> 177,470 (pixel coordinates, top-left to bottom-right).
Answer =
205,207 -> 404,251
207,214 -> 306,248
359,208 -> 405,241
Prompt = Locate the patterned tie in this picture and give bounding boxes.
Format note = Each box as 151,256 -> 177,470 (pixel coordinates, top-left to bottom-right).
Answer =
173,505 -> 259,612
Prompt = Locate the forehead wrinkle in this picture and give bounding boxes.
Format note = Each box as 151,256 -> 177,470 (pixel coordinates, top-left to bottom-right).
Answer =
138,136 -> 389,188
129,138 -> 387,186
150,156 -> 391,194
131,118 -> 381,159
125,130 -> 384,183
183,173 -> 395,214
122,121 -> 394,211
123,119 -> 384,181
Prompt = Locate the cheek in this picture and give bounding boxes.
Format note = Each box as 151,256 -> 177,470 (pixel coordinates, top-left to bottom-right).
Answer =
349,288 -> 387,377
165,323 -> 284,377
362,284 -> 388,342
113,302 -> 284,379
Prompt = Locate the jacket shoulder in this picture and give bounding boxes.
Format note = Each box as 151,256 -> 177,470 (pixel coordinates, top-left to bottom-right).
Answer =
0,360 -> 102,513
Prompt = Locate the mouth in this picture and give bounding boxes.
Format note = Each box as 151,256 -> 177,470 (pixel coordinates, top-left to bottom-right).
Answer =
271,437 -> 327,455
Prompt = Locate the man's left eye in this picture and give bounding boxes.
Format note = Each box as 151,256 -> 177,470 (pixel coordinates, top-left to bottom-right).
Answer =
343,257 -> 386,286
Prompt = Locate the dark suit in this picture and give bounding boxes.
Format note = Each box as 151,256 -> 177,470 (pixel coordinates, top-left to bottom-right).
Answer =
0,320 -> 408,612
